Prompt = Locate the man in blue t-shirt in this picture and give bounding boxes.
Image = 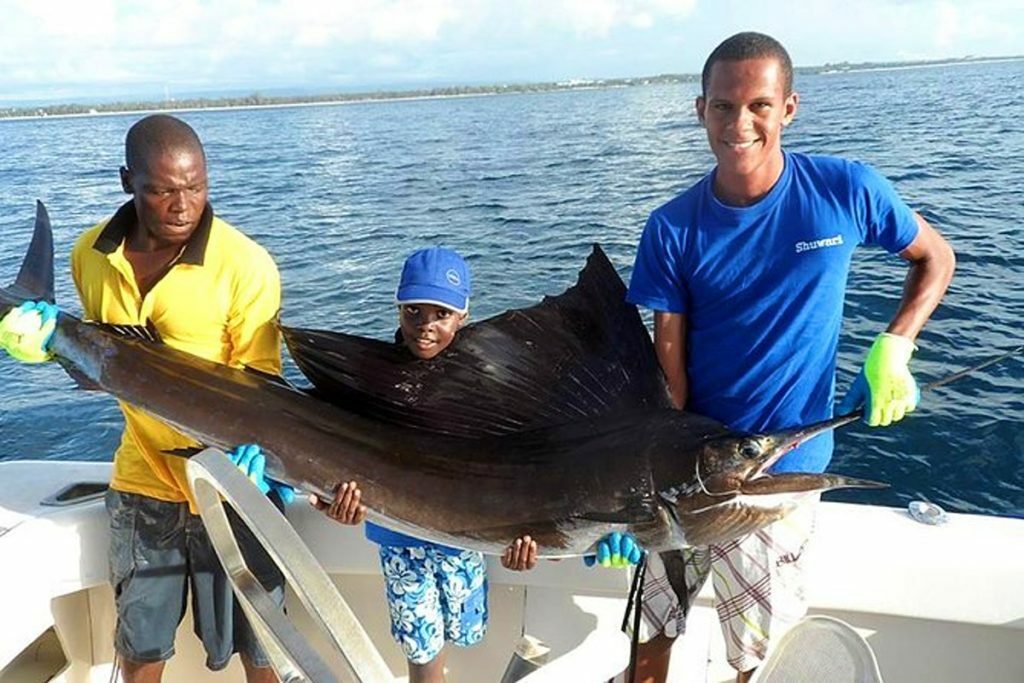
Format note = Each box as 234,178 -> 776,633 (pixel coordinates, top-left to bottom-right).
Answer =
626,32 -> 955,683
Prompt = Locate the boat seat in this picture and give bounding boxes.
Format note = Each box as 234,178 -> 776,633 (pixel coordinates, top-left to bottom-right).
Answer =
750,615 -> 883,683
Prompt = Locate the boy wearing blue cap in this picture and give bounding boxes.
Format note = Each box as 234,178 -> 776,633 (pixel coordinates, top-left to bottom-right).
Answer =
319,247 -> 537,683
319,246 -> 642,682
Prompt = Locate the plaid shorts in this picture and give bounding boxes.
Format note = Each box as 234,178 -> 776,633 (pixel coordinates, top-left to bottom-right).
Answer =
640,498 -> 818,673
378,544 -> 488,664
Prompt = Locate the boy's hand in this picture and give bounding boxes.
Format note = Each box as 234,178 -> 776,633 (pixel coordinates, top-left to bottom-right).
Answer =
0,301 -> 58,363
226,443 -> 296,504
311,481 -> 367,525
584,532 -> 643,569
839,332 -> 920,427
501,535 -> 538,571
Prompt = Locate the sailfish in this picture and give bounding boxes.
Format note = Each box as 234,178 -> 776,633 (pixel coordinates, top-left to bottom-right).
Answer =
1,201 -> 882,557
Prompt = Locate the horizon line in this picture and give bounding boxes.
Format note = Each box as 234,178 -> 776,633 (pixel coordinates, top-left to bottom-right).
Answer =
2,53 -> 1020,121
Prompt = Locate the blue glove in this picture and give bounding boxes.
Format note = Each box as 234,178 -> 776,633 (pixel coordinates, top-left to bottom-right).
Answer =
227,443 -> 295,504
583,532 -> 643,568
0,301 -> 58,363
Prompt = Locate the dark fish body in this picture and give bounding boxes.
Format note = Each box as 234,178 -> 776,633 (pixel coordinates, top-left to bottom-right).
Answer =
2,202 -> 881,558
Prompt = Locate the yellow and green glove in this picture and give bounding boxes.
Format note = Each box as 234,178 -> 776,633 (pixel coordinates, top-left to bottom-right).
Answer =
583,531 -> 644,568
839,332 -> 920,427
0,301 -> 58,363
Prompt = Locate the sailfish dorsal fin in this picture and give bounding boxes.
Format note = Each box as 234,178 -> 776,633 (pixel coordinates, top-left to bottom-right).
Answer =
283,245 -> 672,438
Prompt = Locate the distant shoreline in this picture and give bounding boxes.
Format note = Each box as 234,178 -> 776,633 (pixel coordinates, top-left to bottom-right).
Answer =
0,90 -> 512,123
2,55 -> 1019,122
821,55 -> 1024,74
0,79 -> 673,122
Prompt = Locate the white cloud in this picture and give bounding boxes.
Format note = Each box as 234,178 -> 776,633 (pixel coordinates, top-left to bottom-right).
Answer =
0,0 -> 1021,102
369,1 -> 461,43
929,0 -> 1017,52
8,0 -> 119,43
516,0 -> 696,37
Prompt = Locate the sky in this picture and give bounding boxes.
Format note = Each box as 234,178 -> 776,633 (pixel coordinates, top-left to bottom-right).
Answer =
0,0 -> 1021,104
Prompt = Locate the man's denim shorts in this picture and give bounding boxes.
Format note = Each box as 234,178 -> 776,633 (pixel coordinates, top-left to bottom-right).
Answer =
106,489 -> 285,670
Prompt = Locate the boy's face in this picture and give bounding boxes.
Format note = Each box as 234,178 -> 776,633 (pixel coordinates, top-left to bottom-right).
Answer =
399,303 -> 467,360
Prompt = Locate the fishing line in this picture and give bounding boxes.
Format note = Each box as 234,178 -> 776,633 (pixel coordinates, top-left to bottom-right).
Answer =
693,451 -> 738,499
694,455 -> 712,496
838,343 -> 1024,420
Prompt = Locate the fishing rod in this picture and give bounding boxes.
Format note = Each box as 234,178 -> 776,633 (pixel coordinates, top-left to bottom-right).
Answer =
919,344 -> 1024,392
839,343 -> 1024,422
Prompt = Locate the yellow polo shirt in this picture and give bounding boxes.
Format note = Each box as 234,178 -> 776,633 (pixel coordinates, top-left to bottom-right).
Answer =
70,201 -> 282,512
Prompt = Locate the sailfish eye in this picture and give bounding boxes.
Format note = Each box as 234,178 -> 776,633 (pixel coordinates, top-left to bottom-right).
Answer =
740,441 -> 763,459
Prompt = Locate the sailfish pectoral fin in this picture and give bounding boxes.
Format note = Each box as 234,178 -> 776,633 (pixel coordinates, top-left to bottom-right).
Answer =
740,473 -> 887,495
678,501 -> 794,547
674,474 -> 886,547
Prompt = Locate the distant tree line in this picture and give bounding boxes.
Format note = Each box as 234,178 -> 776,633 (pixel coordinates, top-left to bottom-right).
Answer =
1,55 -> 1018,120
814,54 -> 1021,72
0,75 -> 700,120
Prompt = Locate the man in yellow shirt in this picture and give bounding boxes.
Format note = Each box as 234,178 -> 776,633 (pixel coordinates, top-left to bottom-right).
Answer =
1,115 -> 287,682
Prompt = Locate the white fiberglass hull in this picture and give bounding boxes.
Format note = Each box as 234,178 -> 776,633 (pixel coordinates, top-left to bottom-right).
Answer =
0,459 -> 1021,682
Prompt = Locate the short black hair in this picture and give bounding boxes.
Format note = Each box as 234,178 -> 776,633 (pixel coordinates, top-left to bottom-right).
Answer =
124,114 -> 205,173
701,32 -> 794,97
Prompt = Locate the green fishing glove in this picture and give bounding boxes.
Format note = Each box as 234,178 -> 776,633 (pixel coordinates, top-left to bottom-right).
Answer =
0,301 -> 58,364
839,333 -> 919,427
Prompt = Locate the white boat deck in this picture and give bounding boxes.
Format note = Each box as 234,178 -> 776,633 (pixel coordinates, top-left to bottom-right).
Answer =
1,460 -> 1022,682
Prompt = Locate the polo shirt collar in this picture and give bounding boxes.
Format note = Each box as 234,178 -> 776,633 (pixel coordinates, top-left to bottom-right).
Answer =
92,200 -> 214,266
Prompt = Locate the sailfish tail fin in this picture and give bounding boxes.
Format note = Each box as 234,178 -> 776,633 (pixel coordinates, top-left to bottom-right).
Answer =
1,201 -> 55,314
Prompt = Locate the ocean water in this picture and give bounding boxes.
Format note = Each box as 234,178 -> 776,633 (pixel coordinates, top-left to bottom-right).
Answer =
0,62 -> 1021,517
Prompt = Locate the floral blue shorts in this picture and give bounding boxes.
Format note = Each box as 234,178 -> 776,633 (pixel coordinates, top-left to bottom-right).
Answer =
378,544 -> 488,664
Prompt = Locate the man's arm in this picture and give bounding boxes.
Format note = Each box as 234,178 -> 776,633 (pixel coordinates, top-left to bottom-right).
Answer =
839,213 -> 955,426
887,213 -> 956,340
653,311 -> 688,410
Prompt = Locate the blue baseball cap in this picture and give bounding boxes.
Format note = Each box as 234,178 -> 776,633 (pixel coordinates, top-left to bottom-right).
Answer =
395,247 -> 471,313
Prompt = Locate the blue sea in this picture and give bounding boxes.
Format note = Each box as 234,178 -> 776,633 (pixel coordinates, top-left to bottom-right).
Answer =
0,62 -> 1021,517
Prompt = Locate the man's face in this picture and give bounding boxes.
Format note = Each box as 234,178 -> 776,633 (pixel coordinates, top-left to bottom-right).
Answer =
696,57 -> 798,183
120,147 -> 208,248
399,303 -> 466,360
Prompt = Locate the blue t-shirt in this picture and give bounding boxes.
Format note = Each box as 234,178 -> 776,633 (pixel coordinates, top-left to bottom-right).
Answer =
627,151 -> 919,473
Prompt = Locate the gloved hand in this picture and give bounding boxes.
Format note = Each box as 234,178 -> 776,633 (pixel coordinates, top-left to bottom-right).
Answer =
583,531 -> 643,568
0,301 -> 58,363
227,443 -> 295,504
839,333 -> 920,427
